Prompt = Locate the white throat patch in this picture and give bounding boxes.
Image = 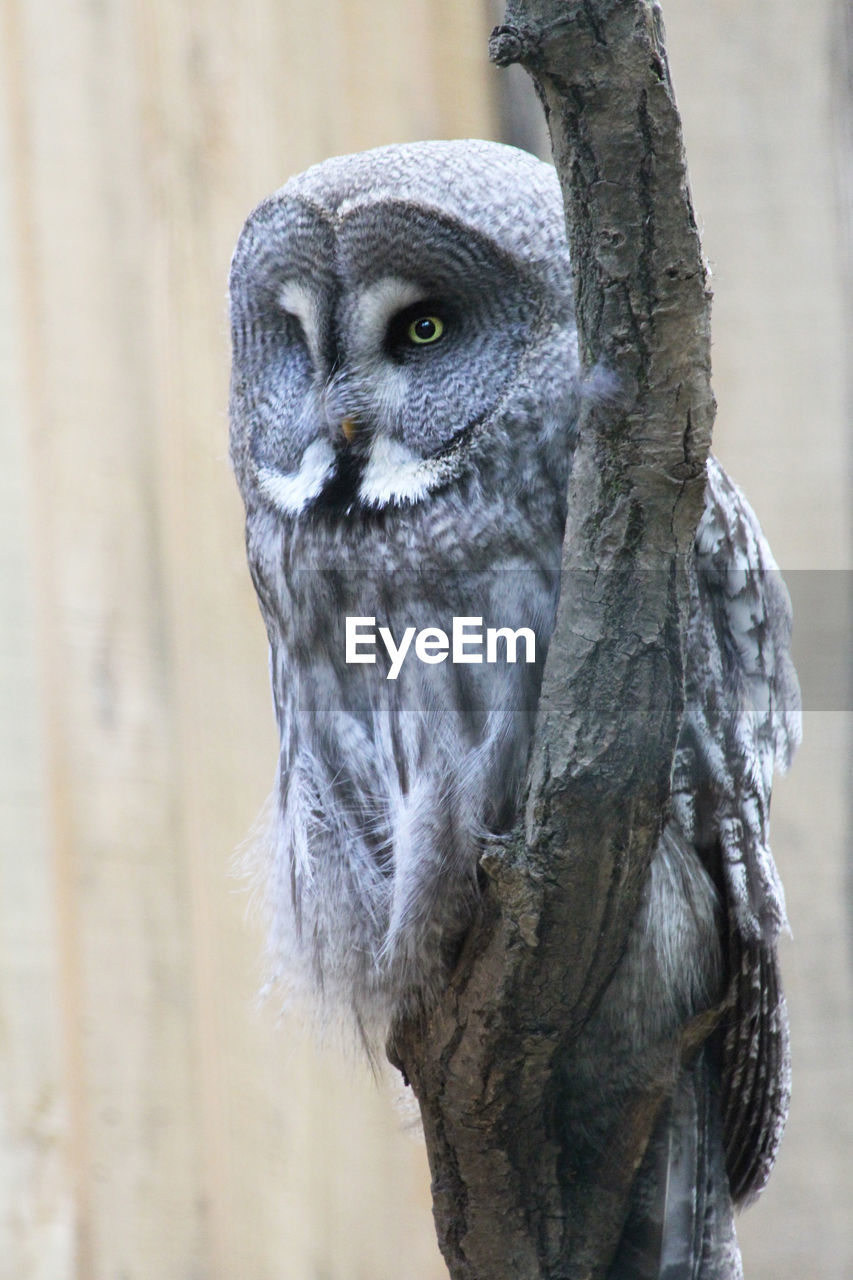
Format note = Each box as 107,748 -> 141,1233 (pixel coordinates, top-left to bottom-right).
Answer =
358,435 -> 444,508
256,437 -> 335,514
256,433 -> 457,516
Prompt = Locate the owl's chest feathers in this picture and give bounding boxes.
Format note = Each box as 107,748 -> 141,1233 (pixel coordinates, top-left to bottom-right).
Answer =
274,518 -> 556,784
263,491 -> 563,1000
272,487 -> 561,721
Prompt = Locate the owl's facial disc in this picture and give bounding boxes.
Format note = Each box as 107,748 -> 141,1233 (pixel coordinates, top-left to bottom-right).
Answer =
234,186 -> 542,521
253,273 -> 471,518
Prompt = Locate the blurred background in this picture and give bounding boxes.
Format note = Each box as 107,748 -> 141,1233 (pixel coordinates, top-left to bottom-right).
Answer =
1,1 -> 850,1276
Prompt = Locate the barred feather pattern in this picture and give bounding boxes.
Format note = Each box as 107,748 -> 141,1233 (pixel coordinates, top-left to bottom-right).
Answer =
674,456 -> 801,943
671,456 -> 801,1204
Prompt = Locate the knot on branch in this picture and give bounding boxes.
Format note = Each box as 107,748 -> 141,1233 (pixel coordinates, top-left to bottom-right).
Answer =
488,24 -> 534,68
490,2 -> 616,73
669,459 -> 706,482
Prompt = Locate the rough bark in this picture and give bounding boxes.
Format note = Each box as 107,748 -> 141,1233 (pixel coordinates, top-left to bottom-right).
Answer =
389,3 -> 715,1277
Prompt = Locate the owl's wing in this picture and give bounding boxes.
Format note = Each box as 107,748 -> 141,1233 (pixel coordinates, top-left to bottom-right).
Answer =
672,455 -> 802,1204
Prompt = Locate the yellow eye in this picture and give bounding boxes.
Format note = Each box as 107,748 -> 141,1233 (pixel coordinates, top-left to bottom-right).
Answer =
407,315 -> 445,345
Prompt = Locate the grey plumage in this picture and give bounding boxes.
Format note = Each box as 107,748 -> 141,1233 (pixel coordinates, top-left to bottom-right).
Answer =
229,139 -> 800,1277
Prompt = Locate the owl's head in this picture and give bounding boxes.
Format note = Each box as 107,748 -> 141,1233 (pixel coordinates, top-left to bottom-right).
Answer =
229,140 -> 577,520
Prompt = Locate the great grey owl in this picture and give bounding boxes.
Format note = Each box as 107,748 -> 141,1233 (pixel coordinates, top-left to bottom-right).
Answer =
229,140 -> 800,1277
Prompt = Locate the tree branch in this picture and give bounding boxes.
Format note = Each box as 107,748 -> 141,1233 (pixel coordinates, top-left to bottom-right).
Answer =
389,4 -> 715,1276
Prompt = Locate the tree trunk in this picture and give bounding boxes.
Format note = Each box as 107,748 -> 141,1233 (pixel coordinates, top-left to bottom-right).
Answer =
389,3 -> 715,1276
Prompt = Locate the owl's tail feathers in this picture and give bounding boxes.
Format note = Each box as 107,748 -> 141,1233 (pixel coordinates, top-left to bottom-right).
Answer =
607,1050 -> 743,1280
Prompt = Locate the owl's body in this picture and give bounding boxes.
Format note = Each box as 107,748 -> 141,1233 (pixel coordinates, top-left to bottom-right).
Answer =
251,504 -> 565,1031
230,140 -> 800,1277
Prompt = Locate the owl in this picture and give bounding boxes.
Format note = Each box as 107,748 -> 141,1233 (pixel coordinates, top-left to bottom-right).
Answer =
229,140 -> 800,1274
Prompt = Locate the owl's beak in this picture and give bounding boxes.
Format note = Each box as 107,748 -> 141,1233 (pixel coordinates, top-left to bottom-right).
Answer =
341,417 -> 358,444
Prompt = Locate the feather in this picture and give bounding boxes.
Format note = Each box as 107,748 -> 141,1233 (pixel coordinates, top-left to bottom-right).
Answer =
609,1053 -> 743,1280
